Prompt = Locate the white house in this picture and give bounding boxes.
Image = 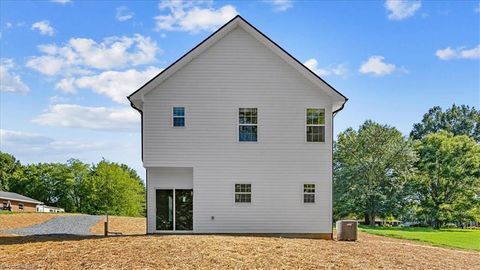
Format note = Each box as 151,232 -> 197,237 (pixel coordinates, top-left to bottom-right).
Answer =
128,16 -> 347,239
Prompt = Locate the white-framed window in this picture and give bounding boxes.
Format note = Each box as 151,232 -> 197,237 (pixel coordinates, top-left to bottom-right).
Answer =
172,107 -> 185,127
239,108 -> 257,142
306,108 -> 325,142
235,183 -> 251,203
303,184 -> 315,203
18,203 -> 24,210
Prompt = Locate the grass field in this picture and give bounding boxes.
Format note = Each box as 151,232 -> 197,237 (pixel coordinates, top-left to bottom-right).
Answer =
359,225 -> 480,251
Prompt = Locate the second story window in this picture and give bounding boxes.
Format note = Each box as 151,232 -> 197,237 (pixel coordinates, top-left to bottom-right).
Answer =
306,108 -> 325,142
173,107 -> 185,127
239,108 -> 257,142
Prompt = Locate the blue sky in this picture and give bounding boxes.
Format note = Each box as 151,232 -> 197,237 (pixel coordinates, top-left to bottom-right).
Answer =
1,0 -> 479,178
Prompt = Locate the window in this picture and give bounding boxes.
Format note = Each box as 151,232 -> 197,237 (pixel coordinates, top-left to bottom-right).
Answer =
173,107 -> 185,127
239,108 -> 257,142
19,203 -> 24,210
304,184 -> 315,203
235,184 -> 251,203
306,108 -> 325,142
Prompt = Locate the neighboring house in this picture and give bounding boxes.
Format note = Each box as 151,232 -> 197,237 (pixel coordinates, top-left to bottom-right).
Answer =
36,205 -> 65,213
128,16 -> 347,238
0,191 -> 43,212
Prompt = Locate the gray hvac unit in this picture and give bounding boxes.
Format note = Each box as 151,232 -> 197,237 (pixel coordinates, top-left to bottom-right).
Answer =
336,220 -> 358,241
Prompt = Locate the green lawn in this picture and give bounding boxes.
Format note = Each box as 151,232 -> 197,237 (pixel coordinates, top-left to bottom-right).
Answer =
359,225 -> 480,251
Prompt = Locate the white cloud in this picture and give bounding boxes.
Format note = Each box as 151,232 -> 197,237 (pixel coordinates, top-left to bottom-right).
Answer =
116,6 -> 134,21
0,59 -> 30,94
263,0 -> 293,12
303,58 -> 347,77
26,34 -> 159,76
359,56 -> 397,76
55,66 -> 162,104
0,129 -> 112,156
0,129 -> 54,147
33,104 -> 140,131
436,45 -> 480,60
31,20 -> 55,36
155,0 -> 238,33
50,0 -> 72,4
385,0 -> 421,20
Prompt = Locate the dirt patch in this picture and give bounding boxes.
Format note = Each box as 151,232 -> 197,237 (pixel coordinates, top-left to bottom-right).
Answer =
0,232 -> 478,269
0,213 -> 62,230
90,216 -> 146,235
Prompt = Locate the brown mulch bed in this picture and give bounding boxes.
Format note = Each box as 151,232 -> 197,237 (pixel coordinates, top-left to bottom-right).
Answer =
0,232 -> 478,269
0,213 -> 62,230
90,216 -> 146,235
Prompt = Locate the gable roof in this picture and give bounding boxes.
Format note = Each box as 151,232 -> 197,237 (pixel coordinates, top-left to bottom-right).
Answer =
0,191 -> 43,204
128,15 -> 347,113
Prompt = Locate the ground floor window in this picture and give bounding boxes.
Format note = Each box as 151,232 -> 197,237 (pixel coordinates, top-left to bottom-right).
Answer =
18,203 -> 24,210
303,184 -> 316,203
235,184 -> 251,203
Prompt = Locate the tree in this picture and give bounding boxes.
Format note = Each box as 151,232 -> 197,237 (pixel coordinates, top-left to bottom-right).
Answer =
83,160 -> 145,216
10,163 -> 77,211
411,104 -> 480,142
334,120 -> 416,225
0,152 -> 23,191
412,132 -> 480,228
66,159 -> 91,212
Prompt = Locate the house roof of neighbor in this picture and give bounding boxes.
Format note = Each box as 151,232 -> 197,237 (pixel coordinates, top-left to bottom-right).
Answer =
128,15 -> 348,114
0,191 -> 43,204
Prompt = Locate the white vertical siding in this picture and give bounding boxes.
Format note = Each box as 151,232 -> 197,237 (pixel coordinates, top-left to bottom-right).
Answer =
144,26 -> 334,233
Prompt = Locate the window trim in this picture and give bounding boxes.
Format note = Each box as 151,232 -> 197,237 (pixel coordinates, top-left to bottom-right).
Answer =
238,108 -> 258,143
18,203 -> 24,210
234,183 -> 252,203
303,183 -> 316,204
172,106 -> 186,128
305,108 -> 326,143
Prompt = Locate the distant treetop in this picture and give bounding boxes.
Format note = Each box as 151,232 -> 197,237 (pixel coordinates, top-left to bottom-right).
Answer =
410,104 -> 480,142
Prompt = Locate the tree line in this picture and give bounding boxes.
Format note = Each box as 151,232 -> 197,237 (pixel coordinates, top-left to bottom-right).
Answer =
334,104 -> 480,228
0,156 -> 145,217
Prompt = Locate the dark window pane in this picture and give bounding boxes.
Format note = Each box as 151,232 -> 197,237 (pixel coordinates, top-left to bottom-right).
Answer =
304,194 -> 315,203
304,184 -> 315,192
235,193 -> 251,203
173,117 -> 185,127
175,189 -> 193,230
239,126 -> 257,142
173,107 -> 185,117
156,190 -> 173,230
239,108 -> 257,124
306,126 -> 325,142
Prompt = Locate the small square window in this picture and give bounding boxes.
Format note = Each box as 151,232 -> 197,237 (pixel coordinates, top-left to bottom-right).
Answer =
235,184 -> 251,203
173,107 -> 185,127
19,203 -> 24,210
303,184 -> 315,203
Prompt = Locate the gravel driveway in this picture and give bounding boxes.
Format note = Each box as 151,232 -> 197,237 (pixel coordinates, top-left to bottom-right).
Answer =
1,215 -> 102,236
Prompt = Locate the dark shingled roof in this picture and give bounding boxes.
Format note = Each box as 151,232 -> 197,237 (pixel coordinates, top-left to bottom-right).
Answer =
0,191 -> 43,204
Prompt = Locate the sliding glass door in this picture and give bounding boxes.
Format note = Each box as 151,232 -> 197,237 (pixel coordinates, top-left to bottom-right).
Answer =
156,190 -> 173,230
156,189 -> 193,231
